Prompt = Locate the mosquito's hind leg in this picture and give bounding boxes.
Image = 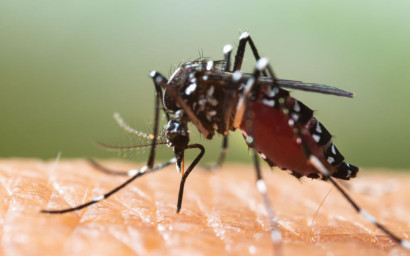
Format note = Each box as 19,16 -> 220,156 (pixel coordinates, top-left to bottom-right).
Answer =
252,56 -> 410,250
241,58 -> 283,255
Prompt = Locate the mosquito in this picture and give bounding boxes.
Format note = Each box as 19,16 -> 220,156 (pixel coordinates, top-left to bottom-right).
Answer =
42,32 -> 410,253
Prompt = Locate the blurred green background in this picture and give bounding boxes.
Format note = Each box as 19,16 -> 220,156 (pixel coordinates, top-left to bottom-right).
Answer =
1,1 -> 410,169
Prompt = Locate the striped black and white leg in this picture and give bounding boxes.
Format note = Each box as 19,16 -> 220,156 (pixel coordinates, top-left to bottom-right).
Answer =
242,58 -> 283,254
233,32 -> 268,77
145,72 -> 169,169
307,152 -> 410,249
41,158 -> 176,214
207,44 -> 234,170
285,104 -> 410,250
254,55 -> 410,250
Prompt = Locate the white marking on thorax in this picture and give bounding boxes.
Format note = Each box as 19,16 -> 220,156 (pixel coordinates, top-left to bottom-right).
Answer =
206,110 -> 217,121
207,86 -> 215,96
207,98 -> 218,106
206,61 -> 214,71
185,83 -> 197,95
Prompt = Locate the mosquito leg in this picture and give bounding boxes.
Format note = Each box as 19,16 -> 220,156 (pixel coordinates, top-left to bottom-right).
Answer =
142,74 -> 166,169
233,32 -> 268,76
222,44 -> 232,72
41,158 -> 177,214
241,60 -> 283,254
88,141 -> 168,176
150,71 -> 210,138
87,158 -> 128,176
86,75 -> 169,174
176,144 -> 205,213
152,74 -> 170,122
233,58 -> 269,127
87,157 -> 162,177
297,131 -> 410,249
254,61 -> 410,249
206,44 -> 234,170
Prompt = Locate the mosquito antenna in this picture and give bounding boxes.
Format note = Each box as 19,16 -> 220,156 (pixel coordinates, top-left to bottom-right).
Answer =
113,112 -> 165,140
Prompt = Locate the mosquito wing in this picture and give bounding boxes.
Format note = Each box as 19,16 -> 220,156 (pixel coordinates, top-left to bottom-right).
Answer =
214,71 -> 354,98
275,79 -> 354,98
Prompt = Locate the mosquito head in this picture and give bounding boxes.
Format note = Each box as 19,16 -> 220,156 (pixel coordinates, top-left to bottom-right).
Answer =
165,112 -> 190,174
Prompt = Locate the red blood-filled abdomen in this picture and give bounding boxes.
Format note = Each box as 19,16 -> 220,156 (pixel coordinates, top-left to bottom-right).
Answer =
240,100 -> 331,176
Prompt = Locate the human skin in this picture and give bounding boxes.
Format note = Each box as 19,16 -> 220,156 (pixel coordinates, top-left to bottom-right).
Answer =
0,159 -> 408,256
